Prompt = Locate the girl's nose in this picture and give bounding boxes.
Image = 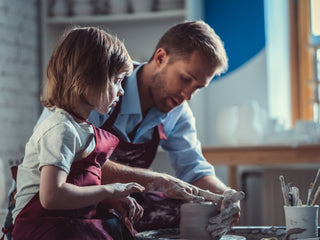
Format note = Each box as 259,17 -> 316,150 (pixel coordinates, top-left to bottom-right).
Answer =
118,86 -> 124,96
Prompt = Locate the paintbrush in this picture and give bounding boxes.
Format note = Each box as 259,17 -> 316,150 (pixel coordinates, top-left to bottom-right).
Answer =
279,175 -> 289,206
308,168 -> 320,205
307,182 -> 313,205
311,186 -> 320,206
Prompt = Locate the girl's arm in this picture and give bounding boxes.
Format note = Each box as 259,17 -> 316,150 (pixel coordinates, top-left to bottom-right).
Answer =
39,165 -> 144,210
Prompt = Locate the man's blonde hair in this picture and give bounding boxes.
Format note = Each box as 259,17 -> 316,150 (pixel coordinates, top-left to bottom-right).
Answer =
150,20 -> 228,76
41,26 -> 133,113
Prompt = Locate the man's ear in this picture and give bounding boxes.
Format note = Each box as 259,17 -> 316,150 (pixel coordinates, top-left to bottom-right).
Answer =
154,48 -> 167,66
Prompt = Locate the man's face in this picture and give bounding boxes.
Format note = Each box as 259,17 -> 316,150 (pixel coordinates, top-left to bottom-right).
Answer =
150,50 -> 216,113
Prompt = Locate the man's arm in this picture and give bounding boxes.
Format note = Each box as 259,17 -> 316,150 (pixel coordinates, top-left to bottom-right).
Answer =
101,160 -> 157,186
101,160 -> 223,202
192,175 -> 229,195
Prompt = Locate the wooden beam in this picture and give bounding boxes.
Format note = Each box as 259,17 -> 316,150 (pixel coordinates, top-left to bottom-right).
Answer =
202,145 -> 320,189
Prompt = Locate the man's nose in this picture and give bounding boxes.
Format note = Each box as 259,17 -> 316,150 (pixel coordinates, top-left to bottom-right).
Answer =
180,88 -> 193,101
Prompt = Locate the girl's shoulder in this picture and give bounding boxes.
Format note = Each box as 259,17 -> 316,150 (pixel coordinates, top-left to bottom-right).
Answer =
38,109 -> 75,132
32,109 -> 92,143
42,109 -> 91,131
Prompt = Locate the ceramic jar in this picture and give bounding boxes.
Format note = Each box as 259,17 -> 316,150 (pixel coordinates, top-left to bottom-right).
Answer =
0,159 -> 6,208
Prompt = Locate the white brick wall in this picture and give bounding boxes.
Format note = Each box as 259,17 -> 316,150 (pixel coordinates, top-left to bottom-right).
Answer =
0,0 -> 40,208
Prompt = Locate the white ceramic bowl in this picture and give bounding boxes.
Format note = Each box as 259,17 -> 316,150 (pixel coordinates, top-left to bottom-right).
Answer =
131,0 -> 153,13
109,0 -> 128,14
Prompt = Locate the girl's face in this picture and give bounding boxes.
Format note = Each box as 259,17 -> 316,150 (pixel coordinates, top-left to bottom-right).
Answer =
94,72 -> 126,114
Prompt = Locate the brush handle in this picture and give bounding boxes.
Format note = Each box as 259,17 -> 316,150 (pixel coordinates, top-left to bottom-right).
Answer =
308,168 -> 320,205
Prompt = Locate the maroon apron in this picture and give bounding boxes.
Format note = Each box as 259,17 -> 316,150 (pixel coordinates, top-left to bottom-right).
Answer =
101,93 -> 184,232
12,124 -> 135,240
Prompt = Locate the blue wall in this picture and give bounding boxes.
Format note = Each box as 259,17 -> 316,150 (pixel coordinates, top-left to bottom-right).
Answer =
204,0 -> 265,76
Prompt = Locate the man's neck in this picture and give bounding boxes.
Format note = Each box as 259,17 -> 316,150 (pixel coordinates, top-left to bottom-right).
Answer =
137,63 -> 153,117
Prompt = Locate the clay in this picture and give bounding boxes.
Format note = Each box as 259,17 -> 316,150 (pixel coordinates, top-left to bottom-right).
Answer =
180,202 -> 219,240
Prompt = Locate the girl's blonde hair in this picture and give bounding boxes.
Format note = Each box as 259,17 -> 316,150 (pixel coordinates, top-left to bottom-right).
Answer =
41,26 -> 133,113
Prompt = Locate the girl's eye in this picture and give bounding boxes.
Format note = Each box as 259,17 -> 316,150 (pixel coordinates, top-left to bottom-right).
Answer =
114,73 -> 126,84
114,77 -> 122,84
117,78 -> 123,84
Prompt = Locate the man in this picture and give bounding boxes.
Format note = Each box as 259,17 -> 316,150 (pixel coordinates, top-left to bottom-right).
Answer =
35,20 -> 243,238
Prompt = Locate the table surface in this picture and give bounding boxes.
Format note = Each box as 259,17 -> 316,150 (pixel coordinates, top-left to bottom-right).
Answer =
134,226 -> 289,240
201,144 -> 320,188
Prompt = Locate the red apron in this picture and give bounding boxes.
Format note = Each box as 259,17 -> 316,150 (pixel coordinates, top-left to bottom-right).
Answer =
101,95 -> 160,169
12,124 -> 135,240
101,91 -> 184,232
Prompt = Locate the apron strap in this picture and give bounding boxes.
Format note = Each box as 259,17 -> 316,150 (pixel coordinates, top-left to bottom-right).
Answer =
1,225 -> 13,240
128,122 -> 142,141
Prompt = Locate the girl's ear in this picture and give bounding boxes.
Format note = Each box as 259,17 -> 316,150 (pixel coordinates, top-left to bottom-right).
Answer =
153,48 -> 168,66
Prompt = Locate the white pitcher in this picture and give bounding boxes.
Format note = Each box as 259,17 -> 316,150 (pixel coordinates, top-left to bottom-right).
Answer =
215,106 -> 239,146
235,101 -> 264,145
0,159 -> 6,208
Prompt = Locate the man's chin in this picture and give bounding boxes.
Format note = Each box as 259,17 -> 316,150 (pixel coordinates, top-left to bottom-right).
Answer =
157,105 -> 175,114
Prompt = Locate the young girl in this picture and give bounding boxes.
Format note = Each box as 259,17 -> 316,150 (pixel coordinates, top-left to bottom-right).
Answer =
11,26 -> 145,240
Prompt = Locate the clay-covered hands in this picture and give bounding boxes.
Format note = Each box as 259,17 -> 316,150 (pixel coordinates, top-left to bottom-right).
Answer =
206,189 -> 245,239
105,182 -> 145,198
120,196 -> 144,223
147,174 -> 224,202
100,182 -> 145,227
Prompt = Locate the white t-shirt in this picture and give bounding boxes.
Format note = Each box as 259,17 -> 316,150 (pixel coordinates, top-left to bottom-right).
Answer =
12,108 -> 95,221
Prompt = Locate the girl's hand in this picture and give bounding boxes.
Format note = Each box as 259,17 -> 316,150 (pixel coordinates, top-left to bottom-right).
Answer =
104,182 -> 145,199
99,196 -> 144,225
120,196 -> 144,223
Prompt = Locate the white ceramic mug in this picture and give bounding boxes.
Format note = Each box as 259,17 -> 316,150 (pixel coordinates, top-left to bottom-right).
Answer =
284,205 -> 319,239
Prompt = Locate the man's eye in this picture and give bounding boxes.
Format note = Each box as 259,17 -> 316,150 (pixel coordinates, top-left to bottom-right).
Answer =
181,76 -> 191,84
193,88 -> 200,95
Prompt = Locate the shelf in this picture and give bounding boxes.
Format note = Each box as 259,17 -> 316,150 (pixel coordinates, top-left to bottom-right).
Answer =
40,0 -> 200,84
46,9 -> 186,25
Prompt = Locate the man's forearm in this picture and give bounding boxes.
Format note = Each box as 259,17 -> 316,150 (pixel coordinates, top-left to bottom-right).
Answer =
102,161 -> 227,202
101,160 -> 158,187
192,175 -> 229,194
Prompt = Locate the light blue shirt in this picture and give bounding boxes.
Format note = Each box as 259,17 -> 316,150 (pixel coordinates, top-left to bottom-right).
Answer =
35,63 -> 215,183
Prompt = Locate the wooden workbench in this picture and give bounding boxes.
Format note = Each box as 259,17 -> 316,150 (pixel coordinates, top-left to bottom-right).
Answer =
202,144 -> 320,189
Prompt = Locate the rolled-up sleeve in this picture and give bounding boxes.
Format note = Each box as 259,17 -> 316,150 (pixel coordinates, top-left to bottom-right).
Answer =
160,103 -> 215,183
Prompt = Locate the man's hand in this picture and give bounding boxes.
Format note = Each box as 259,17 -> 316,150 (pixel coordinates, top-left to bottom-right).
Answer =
206,189 -> 245,238
146,174 -> 224,202
104,182 -> 145,198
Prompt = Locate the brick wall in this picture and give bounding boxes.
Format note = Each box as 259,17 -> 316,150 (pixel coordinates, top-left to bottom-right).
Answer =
0,0 -> 40,208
